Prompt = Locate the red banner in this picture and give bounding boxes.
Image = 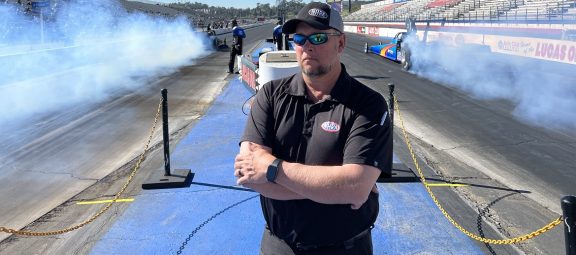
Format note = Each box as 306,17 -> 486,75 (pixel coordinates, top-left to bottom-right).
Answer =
368,27 -> 379,36
241,61 -> 258,90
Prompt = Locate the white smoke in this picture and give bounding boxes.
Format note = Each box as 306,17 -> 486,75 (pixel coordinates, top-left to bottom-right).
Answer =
0,0 -> 210,127
404,34 -> 576,131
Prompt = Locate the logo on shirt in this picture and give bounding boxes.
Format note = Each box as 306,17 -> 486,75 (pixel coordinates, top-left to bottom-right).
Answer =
321,121 -> 340,133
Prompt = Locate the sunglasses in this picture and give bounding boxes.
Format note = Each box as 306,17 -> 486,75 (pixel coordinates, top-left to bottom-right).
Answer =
293,32 -> 342,46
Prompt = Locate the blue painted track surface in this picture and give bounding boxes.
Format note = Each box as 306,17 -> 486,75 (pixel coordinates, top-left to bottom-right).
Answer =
90,77 -> 483,254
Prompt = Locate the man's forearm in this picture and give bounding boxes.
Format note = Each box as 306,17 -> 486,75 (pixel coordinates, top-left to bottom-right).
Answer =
235,141 -> 379,207
243,182 -> 306,200
275,161 -> 380,208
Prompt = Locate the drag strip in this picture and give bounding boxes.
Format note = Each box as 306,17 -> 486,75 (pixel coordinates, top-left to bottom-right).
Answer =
343,31 -> 573,255
0,23 -> 272,252
0,23 -> 572,255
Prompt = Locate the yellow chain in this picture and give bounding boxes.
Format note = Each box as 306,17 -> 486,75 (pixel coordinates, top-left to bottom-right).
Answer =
392,95 -> 563,244
0,99 -> 164,236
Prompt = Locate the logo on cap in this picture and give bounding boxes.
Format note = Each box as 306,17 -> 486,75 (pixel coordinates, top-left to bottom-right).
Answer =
308,8 -> 328,19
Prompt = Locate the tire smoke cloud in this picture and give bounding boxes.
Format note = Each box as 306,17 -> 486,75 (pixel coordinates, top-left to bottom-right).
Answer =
0,0 -> 210,127
404,35 -> 576,131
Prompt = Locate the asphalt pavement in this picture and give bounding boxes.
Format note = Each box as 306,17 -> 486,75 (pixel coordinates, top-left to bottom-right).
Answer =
0,23 -> 573,255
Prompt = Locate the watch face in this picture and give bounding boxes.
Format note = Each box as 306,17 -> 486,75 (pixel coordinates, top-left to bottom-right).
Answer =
267,159 -> 281,183
267,164 -> 277,183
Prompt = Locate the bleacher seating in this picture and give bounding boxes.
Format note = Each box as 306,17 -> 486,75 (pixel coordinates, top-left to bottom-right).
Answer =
426,0 -> 463,8
346,2 -> 405,21
343,0 -> 576,22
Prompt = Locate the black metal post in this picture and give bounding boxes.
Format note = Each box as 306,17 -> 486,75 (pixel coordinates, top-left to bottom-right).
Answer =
388,83 -> 395,125
161,88 -> 171,176
141,89 -> 193,189
563,195 -> 576,255
388,83 -> 395,175
376,83 -> 416,182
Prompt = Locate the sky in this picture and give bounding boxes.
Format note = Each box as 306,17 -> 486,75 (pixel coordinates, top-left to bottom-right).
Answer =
151,0 -> 305,9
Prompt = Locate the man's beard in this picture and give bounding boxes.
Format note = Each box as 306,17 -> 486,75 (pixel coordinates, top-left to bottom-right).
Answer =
302,63 -> 332,78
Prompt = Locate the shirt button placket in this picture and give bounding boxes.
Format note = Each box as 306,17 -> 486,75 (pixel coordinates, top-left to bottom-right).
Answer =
305,105 -> 319,135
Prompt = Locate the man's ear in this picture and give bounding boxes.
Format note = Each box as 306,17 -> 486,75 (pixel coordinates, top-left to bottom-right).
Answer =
338,34 -> 346,53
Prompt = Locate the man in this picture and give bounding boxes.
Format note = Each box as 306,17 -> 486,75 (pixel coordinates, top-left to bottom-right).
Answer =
228,19 -> 246,74
234,2 -> 392,254
273,20 -> 283,50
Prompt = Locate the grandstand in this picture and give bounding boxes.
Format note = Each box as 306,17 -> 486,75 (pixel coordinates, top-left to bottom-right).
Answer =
344,0 -> 576,23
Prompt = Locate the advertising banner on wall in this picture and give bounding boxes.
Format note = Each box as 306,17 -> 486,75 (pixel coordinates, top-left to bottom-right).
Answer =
485,35 -> 576,65
367,27 -> 379,36
423,30 -> 576,65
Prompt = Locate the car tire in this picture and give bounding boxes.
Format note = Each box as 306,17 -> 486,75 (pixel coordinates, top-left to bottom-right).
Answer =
401,49 -> 411,71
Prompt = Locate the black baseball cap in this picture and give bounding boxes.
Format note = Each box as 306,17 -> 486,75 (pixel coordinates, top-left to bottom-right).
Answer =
282,2 -> 344,34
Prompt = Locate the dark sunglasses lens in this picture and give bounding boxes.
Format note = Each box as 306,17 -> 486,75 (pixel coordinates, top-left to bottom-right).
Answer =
309,33 -> 328,45
293,34 -> 307,46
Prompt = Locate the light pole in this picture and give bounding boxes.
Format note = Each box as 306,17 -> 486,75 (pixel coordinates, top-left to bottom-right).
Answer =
349,0 -> 352,13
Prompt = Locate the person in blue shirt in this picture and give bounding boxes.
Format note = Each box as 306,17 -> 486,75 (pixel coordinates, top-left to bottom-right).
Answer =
228,19 -> 246,74
273,20 -> 283,50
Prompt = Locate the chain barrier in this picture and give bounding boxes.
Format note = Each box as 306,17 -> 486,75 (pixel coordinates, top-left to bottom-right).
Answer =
0,98 -> 164,236
392,95 -> 563,244
176,195 -> 259,254
0,93 -> 563,243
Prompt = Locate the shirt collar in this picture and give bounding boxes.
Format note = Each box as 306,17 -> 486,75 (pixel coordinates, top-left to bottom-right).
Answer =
286,64 -> 351,104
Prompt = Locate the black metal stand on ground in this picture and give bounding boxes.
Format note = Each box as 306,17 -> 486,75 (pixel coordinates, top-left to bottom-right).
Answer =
377,84 -> 417,183
142,89 -> 193,189
563,195 -> 576,255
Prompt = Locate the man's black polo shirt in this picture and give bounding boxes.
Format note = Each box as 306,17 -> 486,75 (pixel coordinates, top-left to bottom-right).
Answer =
241,64 -> 392,246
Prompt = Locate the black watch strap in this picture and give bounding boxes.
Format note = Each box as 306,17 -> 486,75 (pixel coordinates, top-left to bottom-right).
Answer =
267,158 -> 282,183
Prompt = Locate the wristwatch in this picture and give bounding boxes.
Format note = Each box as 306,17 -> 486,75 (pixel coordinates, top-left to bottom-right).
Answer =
267,158 -> 283,183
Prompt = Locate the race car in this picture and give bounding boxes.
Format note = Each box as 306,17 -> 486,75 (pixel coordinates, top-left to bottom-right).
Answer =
365,32 -> 412,70
206,30 -> 229,51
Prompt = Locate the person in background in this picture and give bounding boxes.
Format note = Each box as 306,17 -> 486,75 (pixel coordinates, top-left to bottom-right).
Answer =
273,20 -> 283,50
228,19 -> 246,74
234,2 -> 392,254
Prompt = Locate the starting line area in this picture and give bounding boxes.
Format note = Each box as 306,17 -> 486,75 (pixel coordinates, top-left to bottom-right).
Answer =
89,77 -> 483,254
